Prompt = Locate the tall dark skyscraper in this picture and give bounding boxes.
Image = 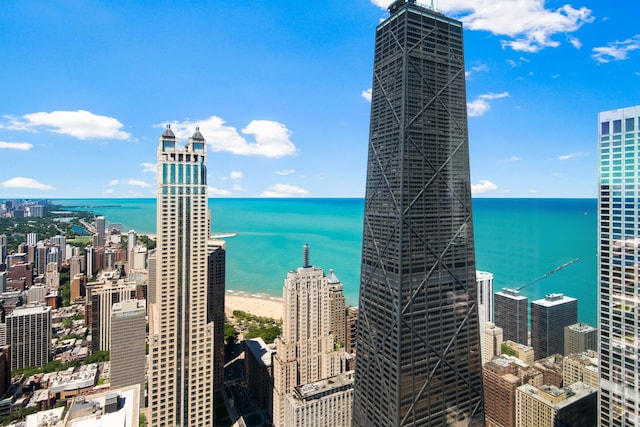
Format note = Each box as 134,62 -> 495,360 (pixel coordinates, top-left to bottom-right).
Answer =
353,1 -> 484,426
494,289 -> 528,345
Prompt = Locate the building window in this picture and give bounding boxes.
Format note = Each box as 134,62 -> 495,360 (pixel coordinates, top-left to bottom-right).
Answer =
613,120 -> 622,133
625,118 -> 635,132
602,122 -> 610,135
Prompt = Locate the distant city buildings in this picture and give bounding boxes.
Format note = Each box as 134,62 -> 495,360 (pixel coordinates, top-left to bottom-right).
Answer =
598,105 -> 640,426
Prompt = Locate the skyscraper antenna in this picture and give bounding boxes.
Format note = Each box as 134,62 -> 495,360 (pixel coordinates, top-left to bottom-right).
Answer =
303,243 -> 310,268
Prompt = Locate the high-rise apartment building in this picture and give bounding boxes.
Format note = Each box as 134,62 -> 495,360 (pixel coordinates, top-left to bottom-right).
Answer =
148,126 -> 214,426
563,350 -> 599,389
483,322 -> 503,364
110,299 -> 146,404
26,233 -> 38,246
45,262 -> 59,291
477,271 -> 494,327
0,234 -> 7,266
207,239 -> 226,392
564,322 -> 597,355
515,382 -> 597,427
477,271 -> 494,360
127,230 -> 136,273
353,1 -> 484,425
96,216 -> 105,248
272,245 -> 348,427
483,358 -> 521,427
598,105 -> 640,426
327,269 -> 346,346
530,293 -> 577,360
86,280 -> 137,352
6,304 -> 51,370
345,306 -> 358,354
494,289 -> 529,345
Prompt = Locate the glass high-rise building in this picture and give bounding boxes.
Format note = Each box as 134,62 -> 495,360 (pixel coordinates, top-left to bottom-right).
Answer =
148,126 -> 214,426
598,105 -> 640,426
352,1 -> 484,425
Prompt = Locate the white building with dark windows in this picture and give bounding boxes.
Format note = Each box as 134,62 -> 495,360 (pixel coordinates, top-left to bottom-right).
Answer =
6,304 -> 51,370
598,105 -> 640,426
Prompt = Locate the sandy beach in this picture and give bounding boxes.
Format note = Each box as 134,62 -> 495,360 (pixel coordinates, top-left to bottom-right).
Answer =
225,290 -> 284,320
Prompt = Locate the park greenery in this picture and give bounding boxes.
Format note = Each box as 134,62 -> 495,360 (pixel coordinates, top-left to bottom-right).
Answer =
232,310 -> 282,344
0,203 -> 97,253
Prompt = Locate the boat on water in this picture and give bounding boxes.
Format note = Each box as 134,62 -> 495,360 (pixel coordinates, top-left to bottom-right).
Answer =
211,232 -> 238,239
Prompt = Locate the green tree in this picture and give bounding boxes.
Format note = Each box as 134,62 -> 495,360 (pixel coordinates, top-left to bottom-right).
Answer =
501,343 -> 517,357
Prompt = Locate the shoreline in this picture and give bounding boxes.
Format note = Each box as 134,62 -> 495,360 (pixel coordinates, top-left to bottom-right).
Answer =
225,290 -> 284,320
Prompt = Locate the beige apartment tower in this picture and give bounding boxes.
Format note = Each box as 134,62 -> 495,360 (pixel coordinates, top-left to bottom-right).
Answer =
148,126 -> 214,426
272,244 -> 349,427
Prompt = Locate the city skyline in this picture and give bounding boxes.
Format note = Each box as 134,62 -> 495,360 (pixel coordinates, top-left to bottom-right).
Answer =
0,0 -> 638,199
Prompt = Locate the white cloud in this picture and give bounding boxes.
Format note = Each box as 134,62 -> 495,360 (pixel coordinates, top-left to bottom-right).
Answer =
158,116 -> 296,158
592,35 -> 640,63
467,92 -> 509,117
567,35 -> 583,49
230,171 -> 243,180
529,189 -> 538,193
471,179 -> 498,194
466,63 -> 489,78
558,152 -> 588,160
0,141 -> 33,150
104,189 -> 114,194
361,88 -> 372,102
232,184 -> 246,192
140,162 -> 156,173
502,156 -> 521,163
127,179 -> 152,188
208,186 -> 232,196
371,1 -> 593,52
0,177 -> 54,190
5,110 -> 130,140
108,179 -> 119,186
276,169 -> 296,176
261,184 -> 310,198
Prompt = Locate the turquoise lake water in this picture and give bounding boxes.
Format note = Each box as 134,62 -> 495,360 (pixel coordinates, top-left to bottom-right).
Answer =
55,198 -> 597,326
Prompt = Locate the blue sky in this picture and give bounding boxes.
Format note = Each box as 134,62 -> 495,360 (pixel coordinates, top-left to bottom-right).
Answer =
0,0 -> 638,199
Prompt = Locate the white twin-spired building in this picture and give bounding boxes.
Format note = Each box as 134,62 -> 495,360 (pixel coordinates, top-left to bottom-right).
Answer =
598,105 -> 640,426
148,126 -> 215,426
